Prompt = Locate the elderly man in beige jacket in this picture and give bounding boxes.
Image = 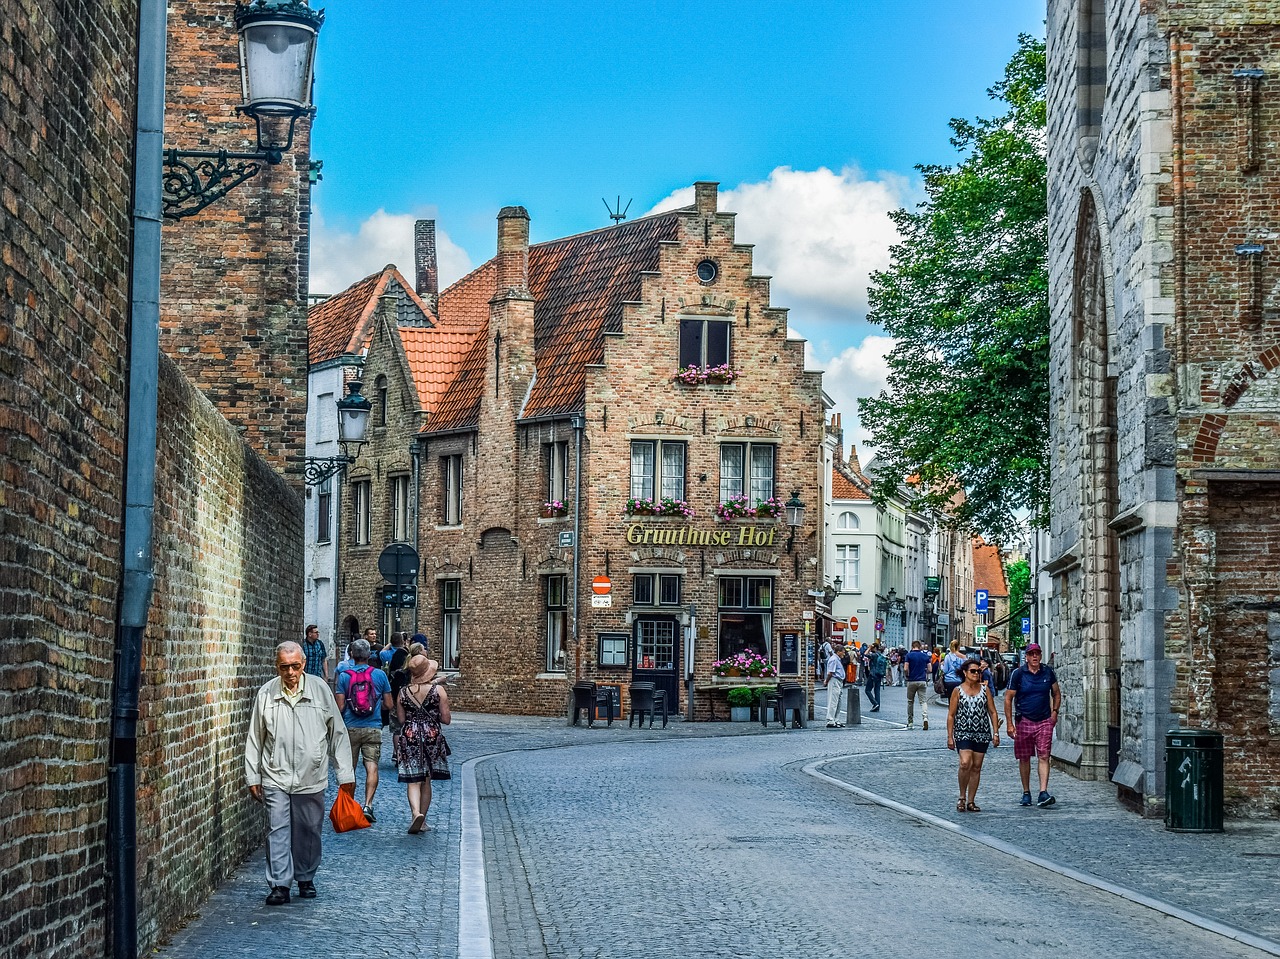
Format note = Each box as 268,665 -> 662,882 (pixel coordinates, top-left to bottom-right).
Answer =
246,640 -> 355,905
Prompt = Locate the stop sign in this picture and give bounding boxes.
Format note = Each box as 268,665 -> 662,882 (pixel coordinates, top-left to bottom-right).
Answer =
592,575 -> 611,595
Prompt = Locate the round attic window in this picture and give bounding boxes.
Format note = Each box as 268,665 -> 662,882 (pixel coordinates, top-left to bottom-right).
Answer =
696,259 -> 718,284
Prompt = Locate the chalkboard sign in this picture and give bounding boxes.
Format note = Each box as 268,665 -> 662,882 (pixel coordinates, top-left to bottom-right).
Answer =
779,631 -> 800,675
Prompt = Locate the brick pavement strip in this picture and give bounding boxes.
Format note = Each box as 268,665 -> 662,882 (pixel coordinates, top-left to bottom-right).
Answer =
154,699 -> 1280,959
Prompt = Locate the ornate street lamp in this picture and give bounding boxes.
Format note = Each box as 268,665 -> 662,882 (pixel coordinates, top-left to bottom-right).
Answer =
163,0 -> 325,218
304,380 -> 371,486
784,490 -> 806,553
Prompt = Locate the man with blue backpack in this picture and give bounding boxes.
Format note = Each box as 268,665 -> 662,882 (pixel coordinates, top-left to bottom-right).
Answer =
864,641 -> 888,712
336,639 -> 393,824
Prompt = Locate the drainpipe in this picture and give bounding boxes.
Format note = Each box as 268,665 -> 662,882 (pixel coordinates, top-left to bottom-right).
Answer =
571,413 -> 585,680
410,439 -> 421,636
109,2 -> 166,957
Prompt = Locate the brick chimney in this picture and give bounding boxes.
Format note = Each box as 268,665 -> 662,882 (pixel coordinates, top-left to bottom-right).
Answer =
414,219 -> 438,311
827,413 -> 844,467
694,181 -> 719,216
496,206 -> 530,294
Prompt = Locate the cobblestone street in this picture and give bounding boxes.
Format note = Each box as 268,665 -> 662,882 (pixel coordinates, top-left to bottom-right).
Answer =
156,687 -> 1280,959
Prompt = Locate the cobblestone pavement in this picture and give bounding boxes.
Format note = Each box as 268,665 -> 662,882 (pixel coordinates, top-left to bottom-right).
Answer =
155,691 -> 1280,959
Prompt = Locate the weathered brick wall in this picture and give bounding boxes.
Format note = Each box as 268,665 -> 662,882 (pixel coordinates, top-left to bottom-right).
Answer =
136,354 -> 304,947
160,0 -> 313,477
0,0 -> 135,954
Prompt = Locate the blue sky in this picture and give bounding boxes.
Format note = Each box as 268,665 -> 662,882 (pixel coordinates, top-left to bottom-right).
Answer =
309,0 -> 1045,451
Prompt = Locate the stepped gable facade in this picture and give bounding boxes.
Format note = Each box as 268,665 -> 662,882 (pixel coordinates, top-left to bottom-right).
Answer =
339,182 -> 826,717
1047,0 -> 1280,815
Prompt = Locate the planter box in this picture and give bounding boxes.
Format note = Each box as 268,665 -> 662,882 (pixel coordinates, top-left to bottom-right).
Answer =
730,706 -> 752,722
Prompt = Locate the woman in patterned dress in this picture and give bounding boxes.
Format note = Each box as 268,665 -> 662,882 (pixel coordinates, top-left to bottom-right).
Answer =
393,655 -> 452,834
946,657 -> 1001,812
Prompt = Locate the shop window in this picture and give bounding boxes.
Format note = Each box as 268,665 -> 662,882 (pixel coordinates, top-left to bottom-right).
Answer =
717,575 -> 773,660
630,440 -> 685,501
441,579 -> 461,670
679,318 -> 731,369
546,574 -> 567,672
635,619 -> 676,670
351,479 -> 371,545
440,454 -> 463,526
719,443 -> 775,503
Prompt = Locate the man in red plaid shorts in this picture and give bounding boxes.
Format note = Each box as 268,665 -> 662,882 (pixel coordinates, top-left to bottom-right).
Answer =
1004,644 -> 1061,808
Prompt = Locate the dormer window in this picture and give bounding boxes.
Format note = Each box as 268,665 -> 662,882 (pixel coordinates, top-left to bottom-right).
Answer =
679,318 -> 730,370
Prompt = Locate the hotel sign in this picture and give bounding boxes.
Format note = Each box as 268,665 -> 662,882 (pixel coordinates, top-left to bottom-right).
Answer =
624,522 -> 778,548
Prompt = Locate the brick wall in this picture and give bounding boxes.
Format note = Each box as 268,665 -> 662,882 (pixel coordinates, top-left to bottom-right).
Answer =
136,354 -> 304,946
0,0 -> 136,953
159,0 -> 313,477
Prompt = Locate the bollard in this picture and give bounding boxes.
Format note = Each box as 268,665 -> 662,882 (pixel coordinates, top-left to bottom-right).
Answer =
846,685 -> 862,725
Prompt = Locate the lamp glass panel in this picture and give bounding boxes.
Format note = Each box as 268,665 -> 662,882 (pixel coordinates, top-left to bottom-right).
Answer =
242,21 -> 315,111
337,404 -> 369,444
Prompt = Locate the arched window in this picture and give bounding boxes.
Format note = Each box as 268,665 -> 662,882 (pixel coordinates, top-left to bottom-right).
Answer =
836,511 -> 859,530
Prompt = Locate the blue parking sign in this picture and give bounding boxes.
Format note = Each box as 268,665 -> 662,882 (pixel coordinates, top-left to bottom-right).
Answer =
1021,617 -> 1031,635
975,589 -> 989,613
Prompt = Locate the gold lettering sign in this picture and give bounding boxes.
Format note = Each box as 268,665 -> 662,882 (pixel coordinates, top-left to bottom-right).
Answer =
624,522 -> 775,548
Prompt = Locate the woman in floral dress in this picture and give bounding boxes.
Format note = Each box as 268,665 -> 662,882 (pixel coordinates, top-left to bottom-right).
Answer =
393,655 -> 452,834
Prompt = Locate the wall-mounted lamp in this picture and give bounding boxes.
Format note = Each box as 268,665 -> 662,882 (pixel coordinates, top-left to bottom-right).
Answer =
304,379 -> 371,486
163,0 -> 324,218
784,490 -> 806,553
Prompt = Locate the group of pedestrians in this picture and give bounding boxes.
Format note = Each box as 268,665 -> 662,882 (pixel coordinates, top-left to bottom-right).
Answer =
243,626 -> 453,906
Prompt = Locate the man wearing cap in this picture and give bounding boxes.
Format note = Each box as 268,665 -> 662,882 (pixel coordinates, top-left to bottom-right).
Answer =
1004,643 -> 1061,807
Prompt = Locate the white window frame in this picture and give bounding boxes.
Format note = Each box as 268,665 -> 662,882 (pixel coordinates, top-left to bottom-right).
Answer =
836,544 -> 860,590
441,454 -> 463,526
546,574 -> 568,672
390,474 -> 410,542
836,510 -> 859,530
352,480 -> 371,545
630,440 -> 685,502
719,443 -> 775,504
441,579 -> 461,670
546,441 -> 568,503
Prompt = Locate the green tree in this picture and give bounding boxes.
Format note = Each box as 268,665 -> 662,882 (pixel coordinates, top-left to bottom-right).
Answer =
859,34 -> 1048,543
1005,558 -> 1031,648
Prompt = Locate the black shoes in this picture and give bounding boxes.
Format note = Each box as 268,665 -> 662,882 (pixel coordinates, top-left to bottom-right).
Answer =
297,880 -> 316,899
362,805 -> 376,824
265,886 -> 290,906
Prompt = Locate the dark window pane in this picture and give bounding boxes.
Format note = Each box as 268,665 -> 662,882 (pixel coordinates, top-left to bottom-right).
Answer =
718,576 -> 743,609
659,574 -> 681,606
679,320 -> 703,369
633,574 -> 654,605
706,321 -> 731,367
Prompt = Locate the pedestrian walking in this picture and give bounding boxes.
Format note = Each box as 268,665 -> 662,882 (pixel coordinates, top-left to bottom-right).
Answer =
301,623 -> 328,681
394,655 -> 452,834
864,642 -> 886,712
887,646 -> 901,686
825,643 -> 845,727
941,638 -> 966,700
816,637 -> 832,686
244,641 -> 354,905
1004,642 -> 1062,808
335,639 -> 393,824
904,640 -> 932,729
947,657 -> 1001,812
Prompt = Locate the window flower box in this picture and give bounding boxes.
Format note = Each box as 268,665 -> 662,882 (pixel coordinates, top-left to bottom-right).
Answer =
624,496 -> 695,519
540,501 -> 569,518
714,494 -> 784,522
674,364 -> 742,386
711,652 -> 777,679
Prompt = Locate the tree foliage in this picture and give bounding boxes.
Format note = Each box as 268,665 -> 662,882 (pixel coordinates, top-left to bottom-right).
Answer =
859,35 -> 1048,543
1005,557 -> 1031,647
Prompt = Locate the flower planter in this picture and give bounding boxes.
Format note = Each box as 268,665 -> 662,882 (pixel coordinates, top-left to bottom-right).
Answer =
730,706 -> 752,722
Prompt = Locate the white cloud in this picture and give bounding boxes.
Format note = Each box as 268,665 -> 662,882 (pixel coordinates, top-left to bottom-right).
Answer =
647,166 -> 912,315
803,334 -> 896,460
310,208 -> 473,297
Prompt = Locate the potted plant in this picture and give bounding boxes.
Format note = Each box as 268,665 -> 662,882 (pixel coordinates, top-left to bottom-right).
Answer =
726,685 -> 758,722
715,493 -> 784,521
540,500 -> 569,518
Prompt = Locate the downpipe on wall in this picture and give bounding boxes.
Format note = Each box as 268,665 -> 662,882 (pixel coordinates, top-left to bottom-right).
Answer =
109,2 -> 166,957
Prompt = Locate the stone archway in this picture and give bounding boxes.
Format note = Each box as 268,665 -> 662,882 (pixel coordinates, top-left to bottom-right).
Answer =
1072,190 -> 1122,781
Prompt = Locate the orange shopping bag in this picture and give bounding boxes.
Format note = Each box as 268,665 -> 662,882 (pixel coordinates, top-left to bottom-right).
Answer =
329,782 -> 370,832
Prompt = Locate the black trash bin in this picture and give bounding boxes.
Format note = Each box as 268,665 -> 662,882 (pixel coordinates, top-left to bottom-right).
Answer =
1165,728 -> 1224,833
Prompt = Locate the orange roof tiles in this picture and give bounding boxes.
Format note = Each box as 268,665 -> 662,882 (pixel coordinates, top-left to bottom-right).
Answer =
399,323 -> 484,415
972,539 -> 1008,597
832,467 -> 870,500
308,265 -> 434,365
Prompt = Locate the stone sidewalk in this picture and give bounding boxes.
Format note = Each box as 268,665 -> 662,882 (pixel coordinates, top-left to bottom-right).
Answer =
153,691 -> 1280,958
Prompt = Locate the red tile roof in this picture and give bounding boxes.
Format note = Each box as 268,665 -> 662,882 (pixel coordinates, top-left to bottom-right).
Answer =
832,467 -> 870,500
422,212 -> 683,433
308,266 -> 434,365
972,539 -> 1008,596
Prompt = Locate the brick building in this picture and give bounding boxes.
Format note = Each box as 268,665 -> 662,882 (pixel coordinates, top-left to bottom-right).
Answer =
1047,0 -> 1280,815
1,1 -> 312,955
335,183 -> 827,716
